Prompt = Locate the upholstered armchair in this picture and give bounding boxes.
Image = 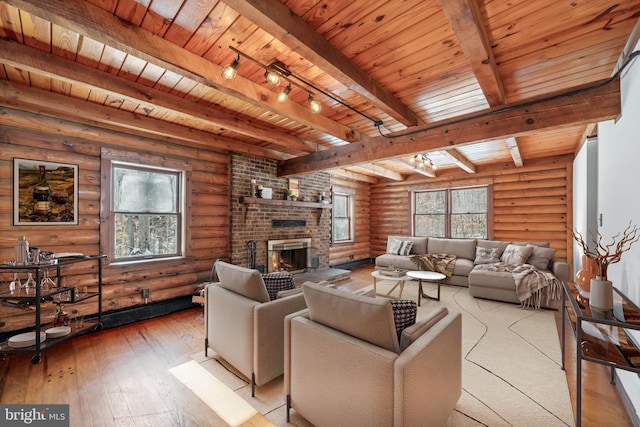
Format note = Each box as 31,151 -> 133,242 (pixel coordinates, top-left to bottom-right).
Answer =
204,260 -> 307,396
285,281 -> 462,426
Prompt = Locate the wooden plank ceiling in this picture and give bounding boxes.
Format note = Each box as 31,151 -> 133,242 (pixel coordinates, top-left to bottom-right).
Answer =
1,0 -> 639,181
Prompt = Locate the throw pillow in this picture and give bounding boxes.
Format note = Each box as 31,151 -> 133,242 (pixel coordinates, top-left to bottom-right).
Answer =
526,244 -> 557,270
262,271 -> 295,300
501,244 -> 534,264
387,238 -> 414,255
389,299 -> 417,342
474,246 -> 502,264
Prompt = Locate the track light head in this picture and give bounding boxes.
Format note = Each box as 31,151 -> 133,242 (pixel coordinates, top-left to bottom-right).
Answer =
308,94 -> 322,114
277,84 -> 292,103
221,55 -> 240,81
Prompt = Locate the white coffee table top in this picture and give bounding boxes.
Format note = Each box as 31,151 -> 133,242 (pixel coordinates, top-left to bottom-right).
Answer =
371,270 -> 409,281
406,270 -> 446,281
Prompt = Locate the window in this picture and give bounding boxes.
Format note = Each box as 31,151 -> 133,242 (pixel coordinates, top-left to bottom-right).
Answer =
414,186 -> 488,238
332,191 -> 354,243
101,149 -> 190,263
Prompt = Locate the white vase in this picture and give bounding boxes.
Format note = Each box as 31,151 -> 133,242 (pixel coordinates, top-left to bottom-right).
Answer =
589,276 -> 613,311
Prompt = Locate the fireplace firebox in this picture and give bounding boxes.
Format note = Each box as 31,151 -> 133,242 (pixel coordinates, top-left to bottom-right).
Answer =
267,238 -> 312,274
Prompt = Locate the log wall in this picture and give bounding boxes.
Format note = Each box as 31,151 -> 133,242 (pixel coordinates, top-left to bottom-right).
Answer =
369,156 -> 574,267
329,176 -> 371,266
0,113 -> 230,333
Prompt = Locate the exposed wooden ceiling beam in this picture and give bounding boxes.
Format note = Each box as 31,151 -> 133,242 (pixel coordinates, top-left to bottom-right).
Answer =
6,0 -> 362,144
223,0 -> 420,127
348,164 -> 404,181
0,82 -> 288,160
439,0 -> 505,106
0,39 -> 315,154
504,137 -> 524,167
441,149 -> 476,173
278,77 -> 621,176
328,169 -> 378,184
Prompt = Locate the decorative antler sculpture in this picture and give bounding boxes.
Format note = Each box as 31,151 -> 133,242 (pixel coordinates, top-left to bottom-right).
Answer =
571,221 -> 640,279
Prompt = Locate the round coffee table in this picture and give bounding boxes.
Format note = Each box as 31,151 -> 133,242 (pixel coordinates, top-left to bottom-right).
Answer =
406,271 -> 446,306
371,270 -> 410,299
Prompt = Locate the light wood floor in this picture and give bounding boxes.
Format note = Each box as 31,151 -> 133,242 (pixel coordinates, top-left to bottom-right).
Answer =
0,265 -> 634,426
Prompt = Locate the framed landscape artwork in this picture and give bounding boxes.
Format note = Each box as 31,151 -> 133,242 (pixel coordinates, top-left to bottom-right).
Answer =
13,158 -> 79,225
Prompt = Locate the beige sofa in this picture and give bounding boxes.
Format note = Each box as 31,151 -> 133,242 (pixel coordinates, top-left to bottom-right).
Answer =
375,236 -> 569,309
285,281 -> 462,426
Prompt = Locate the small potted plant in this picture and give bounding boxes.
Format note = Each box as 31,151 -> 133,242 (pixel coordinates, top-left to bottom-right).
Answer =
572,221 -> 639,311
283,188 -> 292,200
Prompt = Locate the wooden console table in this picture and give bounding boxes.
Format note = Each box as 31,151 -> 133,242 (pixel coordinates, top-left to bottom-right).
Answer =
561,281 -> 640,426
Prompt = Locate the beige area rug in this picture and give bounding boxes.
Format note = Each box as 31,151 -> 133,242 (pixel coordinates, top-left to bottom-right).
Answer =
172,280 -> 575,427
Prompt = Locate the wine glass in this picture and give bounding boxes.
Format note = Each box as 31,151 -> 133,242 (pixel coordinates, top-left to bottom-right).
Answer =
41,270 -> 56,291
51,191 -> 69,220
9,273 -> 20,294
24,272 -> 36,293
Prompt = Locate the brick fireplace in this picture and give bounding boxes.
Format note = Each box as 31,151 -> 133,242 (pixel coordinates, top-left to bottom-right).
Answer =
229,154 -> 332,273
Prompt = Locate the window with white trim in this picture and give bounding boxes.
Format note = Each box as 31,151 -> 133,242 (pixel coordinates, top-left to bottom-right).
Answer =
101,149 -> 189,263
332,191 -> 354,243
414,186 -> 488,238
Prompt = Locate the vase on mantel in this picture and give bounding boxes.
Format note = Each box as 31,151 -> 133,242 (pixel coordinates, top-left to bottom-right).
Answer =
575,255 -> 598,306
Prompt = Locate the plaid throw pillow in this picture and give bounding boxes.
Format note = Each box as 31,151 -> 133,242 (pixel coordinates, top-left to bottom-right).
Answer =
262,272 -> 295,300
389,299 -> 417,341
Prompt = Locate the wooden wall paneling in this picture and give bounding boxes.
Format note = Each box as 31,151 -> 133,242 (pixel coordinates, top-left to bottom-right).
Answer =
0,120 -> 230,333
329,176 -> 371,265
369,160 -> 571,265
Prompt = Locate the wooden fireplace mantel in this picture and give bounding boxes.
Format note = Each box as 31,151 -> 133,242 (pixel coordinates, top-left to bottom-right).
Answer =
239,196 -> 332,224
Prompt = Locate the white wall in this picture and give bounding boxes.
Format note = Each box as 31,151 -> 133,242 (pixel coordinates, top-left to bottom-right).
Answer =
593,43 -> 640,423
572,138 -> 598,275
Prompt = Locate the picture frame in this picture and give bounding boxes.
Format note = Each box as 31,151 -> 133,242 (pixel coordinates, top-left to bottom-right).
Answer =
13,158 -> 79,225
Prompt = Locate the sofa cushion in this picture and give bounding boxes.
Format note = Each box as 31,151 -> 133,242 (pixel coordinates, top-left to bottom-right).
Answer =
474,247 -> 503,264
477,240 -> 510,252
262,271 -> 295,300
400,305 -> 448,351
512,241 -> 550,248
428,238 -> 476,260
526,244 -> 557,270
452,258 -> 475,277
375,254 -> 419,271
387,238 -> 414,255
389,299 -> 417,341
215,260 -> 270,303
302,281 -> 400,353
388,235 -> 428,255
501,244 -> 534,264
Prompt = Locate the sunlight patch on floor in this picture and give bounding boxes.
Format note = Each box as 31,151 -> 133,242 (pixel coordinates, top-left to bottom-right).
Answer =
170,360 -> 274,427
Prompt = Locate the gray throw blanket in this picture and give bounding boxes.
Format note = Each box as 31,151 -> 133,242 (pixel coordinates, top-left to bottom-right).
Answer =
473,262 -> 562,309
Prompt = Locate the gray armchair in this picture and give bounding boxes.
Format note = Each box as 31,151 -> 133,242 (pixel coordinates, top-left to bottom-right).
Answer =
285,281 -> 462,426
204,260 -> 306,396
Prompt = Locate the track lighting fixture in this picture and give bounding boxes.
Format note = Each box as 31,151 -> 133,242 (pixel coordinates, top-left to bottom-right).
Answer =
221,54 -> 240,81
409,154 -> 436,170
308,94 -> 322,114
264,69 -> 281,87
277,84 -> 292,104
222,46 -> 381,123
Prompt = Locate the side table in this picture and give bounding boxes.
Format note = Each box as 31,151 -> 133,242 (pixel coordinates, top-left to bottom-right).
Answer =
561,281 -> 640,426
406,271 -> 446,306
370,270 -> 409,300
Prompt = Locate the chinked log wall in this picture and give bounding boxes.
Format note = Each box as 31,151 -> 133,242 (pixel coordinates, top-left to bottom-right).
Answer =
328,176 -> 371,266
369,156 -> 573,268
0,119 -> 229,333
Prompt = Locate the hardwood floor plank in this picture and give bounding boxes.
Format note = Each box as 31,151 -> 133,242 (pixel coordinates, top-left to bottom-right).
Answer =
0,265 -> 634,427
